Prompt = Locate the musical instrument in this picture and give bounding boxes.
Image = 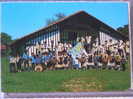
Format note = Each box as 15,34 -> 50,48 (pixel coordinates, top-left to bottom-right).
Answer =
102,54 -> 108,63
35,65 -> 44,72
115,55 -> 121,62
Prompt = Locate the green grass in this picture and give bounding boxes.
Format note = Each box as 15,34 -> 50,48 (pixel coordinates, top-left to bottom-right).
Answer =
1,57 -> 131,92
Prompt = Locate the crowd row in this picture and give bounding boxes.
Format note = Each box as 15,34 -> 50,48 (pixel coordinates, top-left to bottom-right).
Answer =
9,36 -> 130,73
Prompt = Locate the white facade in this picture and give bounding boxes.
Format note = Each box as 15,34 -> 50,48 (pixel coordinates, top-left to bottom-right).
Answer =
99,31 -> 118,44
27,30 -> 60,56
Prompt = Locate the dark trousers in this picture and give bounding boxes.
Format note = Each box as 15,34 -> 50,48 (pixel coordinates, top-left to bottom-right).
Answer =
24,60 -> 29,71
17,62 -> 21,71
27,65 -> 33,72
32,63 -> 35,71
9,63 -> 16,73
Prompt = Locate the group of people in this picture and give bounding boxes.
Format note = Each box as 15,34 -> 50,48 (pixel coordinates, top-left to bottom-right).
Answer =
9,35 -> 130,73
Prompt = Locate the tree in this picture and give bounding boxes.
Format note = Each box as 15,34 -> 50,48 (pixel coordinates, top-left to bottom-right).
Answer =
0,32 -> 13,56
117,25 -> 129,38
46,12 -> 66,25
46,18 -> 56,25
1,32 -> 12,46
55,13 -> 66,21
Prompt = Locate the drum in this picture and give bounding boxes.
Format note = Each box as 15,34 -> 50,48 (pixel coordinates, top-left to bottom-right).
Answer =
35,65 -> 44,72
102,54 -> 108,63
115,55 -> 121,62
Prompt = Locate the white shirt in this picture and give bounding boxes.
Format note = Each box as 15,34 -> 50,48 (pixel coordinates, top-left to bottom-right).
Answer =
9,57 -> 16,63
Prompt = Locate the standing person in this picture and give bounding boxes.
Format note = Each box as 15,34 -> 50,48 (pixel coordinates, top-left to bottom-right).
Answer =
42,41 -> 48,53
93,52 -> 99,69
9,55 -> 16,73
48,40 -> 52,52
67,42 -> 72,50
29,53 -> 36,71
41,52 -> 49,69
50,40 -> 55,52
101,52 -> 108,69
22,51 -> 29,71
16,54 -> 21,72
57,42 -> 63,53
63,43 -> 68,52
27,58 -> 32,72
74,57 -> 81,69
114,53 -> 121,70
118,40 -> 124,57
35,55 -> 42,65
76,37 -> 80,43
125,40 -> 130,59
85,36 -> 92,53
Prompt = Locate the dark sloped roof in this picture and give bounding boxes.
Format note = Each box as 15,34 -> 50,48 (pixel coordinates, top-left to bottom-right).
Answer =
11,10 -> 127,46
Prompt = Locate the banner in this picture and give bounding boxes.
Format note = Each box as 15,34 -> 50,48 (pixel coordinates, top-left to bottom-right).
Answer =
68,42 -> 84,58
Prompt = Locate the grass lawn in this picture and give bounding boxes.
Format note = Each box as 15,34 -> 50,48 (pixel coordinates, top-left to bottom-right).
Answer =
1,57 -> 131,92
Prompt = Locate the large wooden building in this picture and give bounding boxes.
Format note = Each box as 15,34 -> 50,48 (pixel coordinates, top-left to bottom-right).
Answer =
11,11 -> 127,55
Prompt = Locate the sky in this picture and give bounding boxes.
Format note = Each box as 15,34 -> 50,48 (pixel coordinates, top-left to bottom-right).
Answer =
1,2 -> 128,39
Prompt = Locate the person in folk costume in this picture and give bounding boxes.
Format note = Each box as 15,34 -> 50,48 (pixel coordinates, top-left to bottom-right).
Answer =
117,40 -> 124,57
76,37 -> 80,43
68,42 -> 72,49
46,41 -> 52,53
122,41 -> 127,59
54,41 -> 60,61
26,45 -> 30,56
85,36 -> 92,54
97,51 -> 103,69
87,53 -> 94,69
57,42 -> 63,53
105,40 -> 111,56
35,54 -> 42,65
66,42 -> 71,52
107,53 -> 115,69
79,53 -> 88,69
93,51 -> 99,69
114,52 -> 122,70
81,37 -> 85,44
16,54 -> 21,72
27,58 -> 33,72
9,54 -> 17,73
113,43 -> 118,55
40,42 -> 44,54
74,56 -> 82,69
56,54 -> 64,69
98,44 -> 104,54
125,40 -> 130,58
50,40 -> 55,52
92,43 -> 98,55
41,52 -> 48,69
29,53 -> 36,71
62,52 -> 70,69
38,50 -> 42,58
43,41 -> 49,53
108,39 -> 114,54
104,40 -> 109,54
77,38 -> 89,69
36,42 -> 41,55
121,55 -> 126,71
31,43 -> 37,55
101,51 -> 108,69
63,43 -> 67,52
62,43 -> 66,53
17,55 -> 24,72
22,51 -> 29,71
109,44 -> 114,54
